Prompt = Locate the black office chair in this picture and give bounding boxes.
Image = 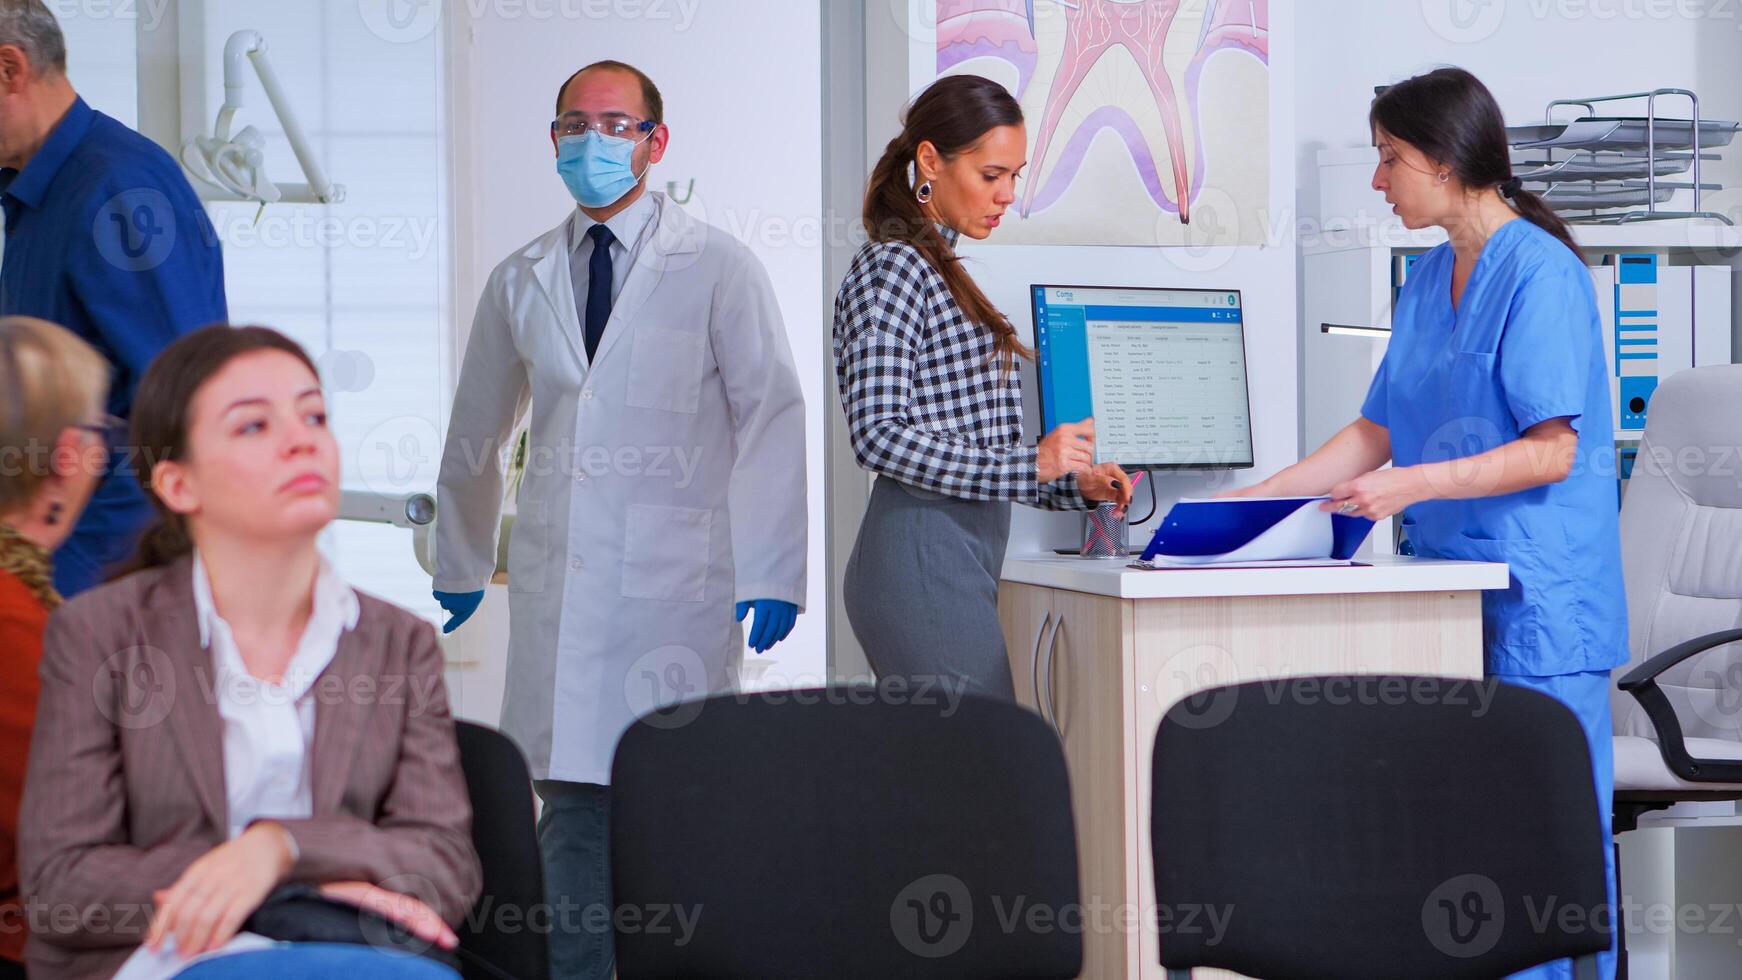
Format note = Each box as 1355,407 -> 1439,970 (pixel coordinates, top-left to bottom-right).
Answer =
1152,676 -> 1610,980
454,720 -> 550,980
610,690 -> 1082,979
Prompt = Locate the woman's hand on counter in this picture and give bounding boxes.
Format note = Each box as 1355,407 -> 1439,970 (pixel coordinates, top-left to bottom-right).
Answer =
1224,419 -> 1394,500
1322,466 -> 1429,520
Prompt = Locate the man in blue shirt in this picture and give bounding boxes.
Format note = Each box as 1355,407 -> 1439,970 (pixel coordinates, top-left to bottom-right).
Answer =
0,0 -> 226,595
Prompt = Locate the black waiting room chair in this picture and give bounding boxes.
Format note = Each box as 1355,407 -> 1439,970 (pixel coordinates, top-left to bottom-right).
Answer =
1152,676 -> 1610,980
609,690 -> 1083,978
454,720 -> 550,980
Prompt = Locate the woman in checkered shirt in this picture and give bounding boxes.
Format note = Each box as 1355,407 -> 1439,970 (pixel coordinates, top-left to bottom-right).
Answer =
833,74 -> 1134,700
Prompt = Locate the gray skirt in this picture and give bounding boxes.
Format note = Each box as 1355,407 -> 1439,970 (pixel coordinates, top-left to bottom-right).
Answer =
843,477 -> 1014,700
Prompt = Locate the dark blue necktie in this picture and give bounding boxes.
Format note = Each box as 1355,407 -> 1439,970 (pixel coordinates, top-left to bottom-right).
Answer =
584,223 -> 615,361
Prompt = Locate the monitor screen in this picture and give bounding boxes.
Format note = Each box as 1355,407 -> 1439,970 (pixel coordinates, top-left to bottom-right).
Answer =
1031,284 -> 1254,470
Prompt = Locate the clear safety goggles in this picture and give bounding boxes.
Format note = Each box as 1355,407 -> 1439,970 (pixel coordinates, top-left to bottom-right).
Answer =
551,112 -> 658,140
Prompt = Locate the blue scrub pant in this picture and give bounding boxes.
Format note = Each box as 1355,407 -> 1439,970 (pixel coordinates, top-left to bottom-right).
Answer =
1496,670 -> 1617,980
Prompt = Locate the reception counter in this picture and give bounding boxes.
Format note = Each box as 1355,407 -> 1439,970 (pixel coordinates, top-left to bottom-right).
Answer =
996,554 -> 1508,980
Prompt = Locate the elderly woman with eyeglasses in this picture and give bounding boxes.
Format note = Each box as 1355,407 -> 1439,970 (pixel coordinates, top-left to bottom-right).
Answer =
0,315 -> 114,980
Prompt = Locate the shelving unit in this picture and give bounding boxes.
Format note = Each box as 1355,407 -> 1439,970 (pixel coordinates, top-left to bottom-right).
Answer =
1510,88 -> 1737,225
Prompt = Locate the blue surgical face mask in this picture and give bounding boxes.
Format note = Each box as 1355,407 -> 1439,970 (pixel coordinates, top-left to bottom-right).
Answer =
556,130 -> 651,208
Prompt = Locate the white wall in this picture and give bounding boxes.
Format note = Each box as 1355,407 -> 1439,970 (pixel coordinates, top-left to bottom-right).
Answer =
52,5 -> 137,127
443,0 -> 827,718
1295,1 -> 1742,230
863,0 -> 1299,557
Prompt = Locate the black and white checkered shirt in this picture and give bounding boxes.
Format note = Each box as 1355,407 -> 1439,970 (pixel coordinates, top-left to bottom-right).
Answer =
833,232 -> 1085,508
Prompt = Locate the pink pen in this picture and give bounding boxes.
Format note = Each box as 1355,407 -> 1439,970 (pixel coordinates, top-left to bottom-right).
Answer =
1110,470 -> 1143,516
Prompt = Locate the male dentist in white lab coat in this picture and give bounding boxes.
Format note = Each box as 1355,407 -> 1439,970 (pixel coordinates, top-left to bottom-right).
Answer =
432,60 -> 807,979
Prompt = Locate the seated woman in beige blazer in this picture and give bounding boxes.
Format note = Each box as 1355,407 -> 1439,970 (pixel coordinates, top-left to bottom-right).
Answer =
20,326 -> 481,980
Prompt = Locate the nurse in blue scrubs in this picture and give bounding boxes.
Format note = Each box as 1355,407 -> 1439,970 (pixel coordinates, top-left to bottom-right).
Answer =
1239,68 -> 1624,979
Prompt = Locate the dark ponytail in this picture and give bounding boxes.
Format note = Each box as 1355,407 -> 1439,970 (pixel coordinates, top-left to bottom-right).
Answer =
125,515 -> 194,575
1371,67 -> 1581,257
1501,180 -> 1581,255
864,74 -> 1031,370
111,325 -> 321,579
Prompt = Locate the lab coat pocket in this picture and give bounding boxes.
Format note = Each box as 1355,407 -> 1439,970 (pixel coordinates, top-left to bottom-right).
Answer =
1449,531 -> 1548,667
621,503 -> 713,602
506,501 -> 549,595
625,326 -> 707,415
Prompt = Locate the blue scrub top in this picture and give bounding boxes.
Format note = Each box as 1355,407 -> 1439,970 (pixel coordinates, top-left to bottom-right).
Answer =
1361,217 -> 1628,676
0,97 -> 227,595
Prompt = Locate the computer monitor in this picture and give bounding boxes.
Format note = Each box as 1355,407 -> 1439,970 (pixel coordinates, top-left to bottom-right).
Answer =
1031,284 -> 1254,470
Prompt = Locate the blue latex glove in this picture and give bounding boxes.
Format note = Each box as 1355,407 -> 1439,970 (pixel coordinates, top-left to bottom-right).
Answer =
735,599 -> 798,654
433,589 -> 485,634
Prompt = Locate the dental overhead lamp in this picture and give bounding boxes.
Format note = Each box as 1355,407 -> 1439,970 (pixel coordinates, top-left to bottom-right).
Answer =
179,30 -> 345,207
339,490 -> 439,576
339,488 -> 520,585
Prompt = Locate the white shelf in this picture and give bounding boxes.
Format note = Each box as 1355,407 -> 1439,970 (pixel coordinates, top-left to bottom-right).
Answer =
1574,223 -> 1742,250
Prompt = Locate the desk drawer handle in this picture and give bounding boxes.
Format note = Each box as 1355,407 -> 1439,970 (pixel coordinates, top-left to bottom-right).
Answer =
1030,612 -> 1052,708
1040,614 -> 1063,736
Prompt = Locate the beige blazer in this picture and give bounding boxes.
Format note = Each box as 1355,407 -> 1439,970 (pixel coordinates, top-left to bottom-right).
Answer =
18,556 -> 482,980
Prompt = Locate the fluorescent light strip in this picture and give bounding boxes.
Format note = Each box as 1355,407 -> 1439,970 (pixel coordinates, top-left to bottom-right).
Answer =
1320,323 -> 1392,338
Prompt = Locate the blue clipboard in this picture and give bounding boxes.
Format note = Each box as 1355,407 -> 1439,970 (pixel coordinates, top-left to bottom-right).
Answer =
1138,497 -> 1376,563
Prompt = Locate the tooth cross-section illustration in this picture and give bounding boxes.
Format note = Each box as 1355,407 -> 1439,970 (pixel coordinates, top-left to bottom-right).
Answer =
1023,0 -> 1196,222
935,0 -> 1269,245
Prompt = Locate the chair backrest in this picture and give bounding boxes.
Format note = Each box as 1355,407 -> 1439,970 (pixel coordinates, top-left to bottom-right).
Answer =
454,720 -> 549,980
1152,677 -> 1609,980
610,691 -> 1082,979
1615,365 -> 1742,739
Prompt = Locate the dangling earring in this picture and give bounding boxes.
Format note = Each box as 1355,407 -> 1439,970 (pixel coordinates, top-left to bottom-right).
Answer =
44,501 -> 63,527
916,178 -> 933,205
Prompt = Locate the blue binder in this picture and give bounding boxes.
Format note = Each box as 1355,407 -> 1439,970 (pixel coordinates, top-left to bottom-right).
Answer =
1138,497 -> 1376,563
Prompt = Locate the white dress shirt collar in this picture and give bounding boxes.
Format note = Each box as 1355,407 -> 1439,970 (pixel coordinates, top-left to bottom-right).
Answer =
192,549 -> 361,696
571,189 -> 659,255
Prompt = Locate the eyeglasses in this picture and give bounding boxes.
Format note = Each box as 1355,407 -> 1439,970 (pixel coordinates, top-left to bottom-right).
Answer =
551,112 -> 658,140
75,414 -> 127,451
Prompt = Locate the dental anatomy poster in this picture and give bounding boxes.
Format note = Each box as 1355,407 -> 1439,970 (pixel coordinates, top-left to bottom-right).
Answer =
933,0 -> 1271,246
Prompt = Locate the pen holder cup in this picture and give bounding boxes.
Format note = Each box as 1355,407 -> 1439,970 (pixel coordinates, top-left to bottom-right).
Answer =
1081,502 -> 1130,559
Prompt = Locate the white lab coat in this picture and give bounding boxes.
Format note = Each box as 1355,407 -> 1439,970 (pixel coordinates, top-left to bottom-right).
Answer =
434,191 -> 807,783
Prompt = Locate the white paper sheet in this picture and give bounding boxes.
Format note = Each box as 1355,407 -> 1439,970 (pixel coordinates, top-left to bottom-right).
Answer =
112,933 -> 276,980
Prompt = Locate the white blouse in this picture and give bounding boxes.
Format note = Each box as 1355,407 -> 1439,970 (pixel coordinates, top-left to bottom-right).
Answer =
192,549 -> 360,841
